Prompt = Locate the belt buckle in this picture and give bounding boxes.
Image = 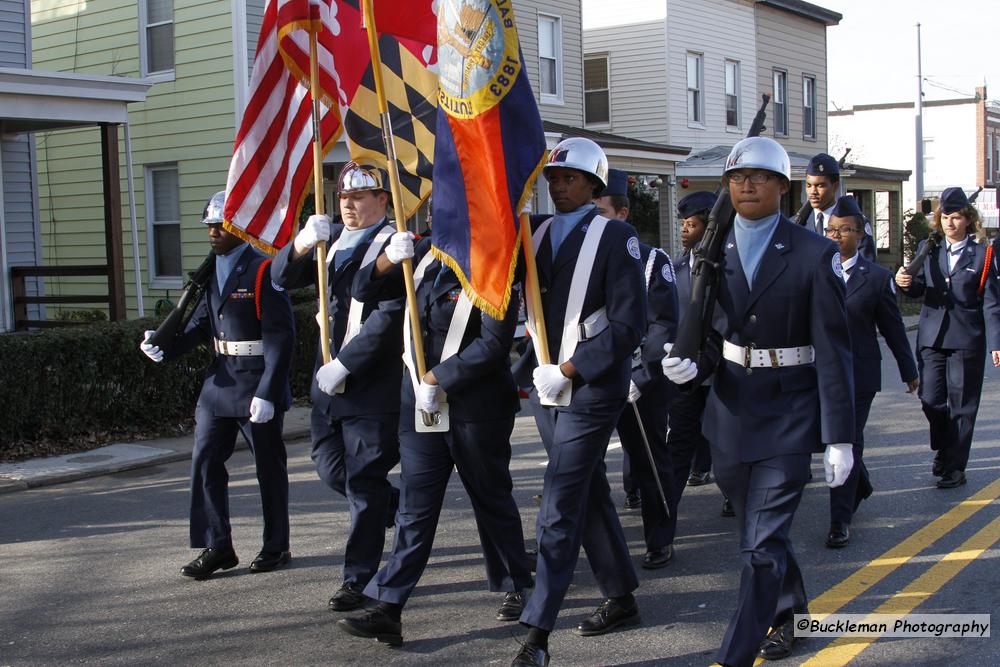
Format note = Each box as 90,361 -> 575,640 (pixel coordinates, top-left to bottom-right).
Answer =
744,343 -> 754,368
769,349 -> 780,368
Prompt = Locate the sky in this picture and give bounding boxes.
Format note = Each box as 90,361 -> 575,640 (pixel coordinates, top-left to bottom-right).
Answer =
820,0 -> 1000,108
580,0 -> 1000,108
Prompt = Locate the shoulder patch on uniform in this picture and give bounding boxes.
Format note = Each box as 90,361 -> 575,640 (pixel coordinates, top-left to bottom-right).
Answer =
627,237 -> 641,260
271,280 -> 286,292
832,253 -> 843,279
661,260 -> 675,283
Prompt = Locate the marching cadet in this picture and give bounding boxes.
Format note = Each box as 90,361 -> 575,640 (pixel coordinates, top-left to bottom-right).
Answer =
596,168 -> 681,569
335,230 -> 533,647
802,153 -> 875,261
663,137 -> 855,666
140,191 -> 295,578
895,187 -> 1000,489
271,162 -> 402,610
667,191 -> 736,523
511,138 -> 647,667
825,195 -> 918,547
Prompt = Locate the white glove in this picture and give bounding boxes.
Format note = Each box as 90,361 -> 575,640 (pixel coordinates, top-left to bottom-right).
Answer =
533,364 -> 570,402
294,214 -> 332,251
316,358 -> 350,395
627,380 -> 642,404
249,397 -> 275,424
416,380 -> 442,414
140,330 -> 164,363
386,231 -> 415,264
661,342 -> 697,384
824,443 -> 854,488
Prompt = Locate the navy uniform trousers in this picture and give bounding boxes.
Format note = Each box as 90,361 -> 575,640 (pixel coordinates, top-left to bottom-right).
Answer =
517,209 -> 646,631
699,219 -> 854,667
831,256 -> 917,527
358,248 -> 532,605
901,237 -> 1000,475
169,246 -> 295,554
272,220 -> 402,588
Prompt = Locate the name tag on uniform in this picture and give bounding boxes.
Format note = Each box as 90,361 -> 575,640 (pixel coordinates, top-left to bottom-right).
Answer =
231,288 -> 256,300
964,267 -> 976,272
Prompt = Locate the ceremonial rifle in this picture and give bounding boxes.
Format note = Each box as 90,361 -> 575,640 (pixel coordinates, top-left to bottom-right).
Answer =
147,252 -> 215,352
668,94 -> 770,363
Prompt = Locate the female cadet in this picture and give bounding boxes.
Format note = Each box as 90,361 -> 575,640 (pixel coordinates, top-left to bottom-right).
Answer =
895,187 -> 1000,489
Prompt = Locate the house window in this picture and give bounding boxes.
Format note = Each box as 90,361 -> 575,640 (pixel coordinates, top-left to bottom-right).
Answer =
725,60 -> 740,128
146,165 -> 182,282
994,133 -> 1000,182
803,75 -> 816,138
584,55 -> 610,125
538,15 -> 562,102
875,190 -> 891,250
773,69 -> 787,135
687,52 -> 703,125
989,134 -> 994,182
140,0 -> 174,76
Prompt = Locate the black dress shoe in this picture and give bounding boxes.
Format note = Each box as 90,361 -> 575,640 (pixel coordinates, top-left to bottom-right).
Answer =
180,547 -> 238,580
575,598 -> 641,636
328,581 -> 368,611
759,619 -> 797,660
496,591 -> 525,621
932,453 -> 945,477
687,470 -> 712,486
825,525 -> 850,549
720,497 -> 735,517
337,608 -> 403,647
624,491 -> 642,510
511,642 -> 550,667
249,550 -> 291,573
532,494 -> 542,507
640,545 -> 674,569
936,470 -> 967,489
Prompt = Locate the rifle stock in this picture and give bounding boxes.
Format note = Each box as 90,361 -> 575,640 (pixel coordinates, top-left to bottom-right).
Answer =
670,94 -> 770,362
148,252 -> 215,351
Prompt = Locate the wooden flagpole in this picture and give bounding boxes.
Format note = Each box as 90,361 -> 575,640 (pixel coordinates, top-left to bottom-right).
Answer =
518,212 -> 551,364
361,0 -> 429,382
308,29 -> 333,364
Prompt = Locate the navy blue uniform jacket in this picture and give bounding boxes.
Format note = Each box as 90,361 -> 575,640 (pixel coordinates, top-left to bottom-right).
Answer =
168,246 -> 294,417
705,216 -> 855,461
633,243 -> 679,398
271,220 -> 404,418
845,255 -> 917,393
354,237 -> 520,423
515,210 -> 647,406
900,237 -> 1000,352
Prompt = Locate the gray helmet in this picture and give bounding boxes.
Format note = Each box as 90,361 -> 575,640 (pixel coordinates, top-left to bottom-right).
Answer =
724,136 -> 791,181
201,191 -> 226,225
338,161 -> 389,195
544,137 -> 609,188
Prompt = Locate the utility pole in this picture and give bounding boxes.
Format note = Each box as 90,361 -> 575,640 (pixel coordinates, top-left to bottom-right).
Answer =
915,23 -> 924,200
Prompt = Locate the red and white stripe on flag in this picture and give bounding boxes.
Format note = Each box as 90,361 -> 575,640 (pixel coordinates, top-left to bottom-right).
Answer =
223,0 -> 344,253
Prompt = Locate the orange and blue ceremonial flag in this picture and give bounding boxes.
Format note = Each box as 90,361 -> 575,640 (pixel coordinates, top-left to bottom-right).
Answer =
430,0 -> 547,319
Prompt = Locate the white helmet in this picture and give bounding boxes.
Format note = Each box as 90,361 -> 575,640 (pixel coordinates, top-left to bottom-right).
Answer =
724,136 -> 791,181
544,137 -> 609,188
338,161 -> 389,195
201,191 -> 226,225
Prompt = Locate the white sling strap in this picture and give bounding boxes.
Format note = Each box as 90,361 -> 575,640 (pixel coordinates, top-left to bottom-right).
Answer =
402,253 -> 475,393
342,228 -> 394,348
558,216 -> 608,363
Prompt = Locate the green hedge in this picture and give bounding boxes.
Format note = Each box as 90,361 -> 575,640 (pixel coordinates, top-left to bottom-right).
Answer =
0,298 -> 321,457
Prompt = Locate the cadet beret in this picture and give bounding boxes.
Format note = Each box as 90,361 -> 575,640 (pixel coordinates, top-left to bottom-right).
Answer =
939,187 -> 970,214
830,195 -> 862,219
807,153 -> 839,177
677,191 -> 717,219
602,169 -> 629,198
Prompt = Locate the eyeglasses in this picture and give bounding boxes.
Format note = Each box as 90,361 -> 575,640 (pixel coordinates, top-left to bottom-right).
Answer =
824,227 -> 858,237
727,172 -> 774,185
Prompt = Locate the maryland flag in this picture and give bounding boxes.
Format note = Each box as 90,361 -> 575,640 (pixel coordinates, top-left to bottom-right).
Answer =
430,0 -> 547,319
224,0 -> 437,252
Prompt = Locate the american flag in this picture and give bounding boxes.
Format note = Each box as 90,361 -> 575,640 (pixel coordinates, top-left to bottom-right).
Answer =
223,0 -> 437,253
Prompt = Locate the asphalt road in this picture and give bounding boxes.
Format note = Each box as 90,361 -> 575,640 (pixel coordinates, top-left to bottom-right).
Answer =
2,332 -> 999,666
